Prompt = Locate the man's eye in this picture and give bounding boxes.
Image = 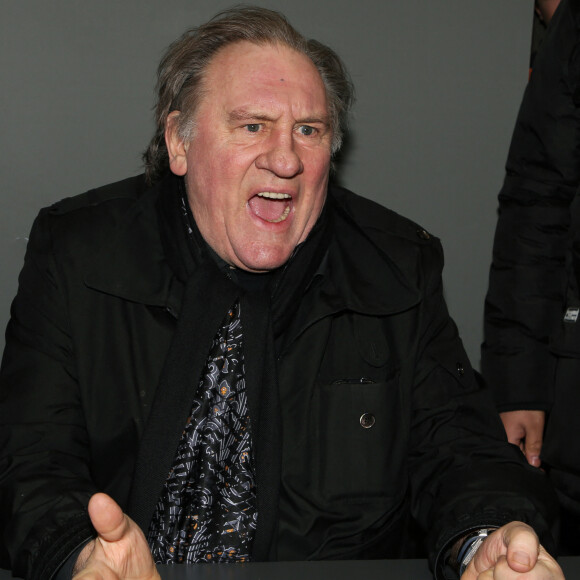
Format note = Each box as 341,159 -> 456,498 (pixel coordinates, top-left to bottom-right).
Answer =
245,124 -> 261,133
298,125 -> 316,136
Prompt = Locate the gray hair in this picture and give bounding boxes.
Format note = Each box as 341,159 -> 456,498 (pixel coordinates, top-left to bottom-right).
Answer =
143,5 -> 354,184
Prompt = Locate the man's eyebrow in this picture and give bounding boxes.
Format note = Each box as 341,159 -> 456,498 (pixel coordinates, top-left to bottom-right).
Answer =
228,109 -> 274,123
228,108 -> 330,126
296,116 -> 330,126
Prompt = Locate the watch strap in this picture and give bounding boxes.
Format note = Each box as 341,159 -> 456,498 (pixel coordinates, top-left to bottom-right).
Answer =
457,528 -> 495,576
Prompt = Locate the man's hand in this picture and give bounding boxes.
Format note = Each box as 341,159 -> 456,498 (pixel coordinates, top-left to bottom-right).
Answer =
461,522 -> 563,579
500,410 -> 545,468
73,493 -> 160,580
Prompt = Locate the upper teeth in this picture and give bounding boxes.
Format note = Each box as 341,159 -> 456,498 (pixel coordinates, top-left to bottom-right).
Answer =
258,192 -> 291,200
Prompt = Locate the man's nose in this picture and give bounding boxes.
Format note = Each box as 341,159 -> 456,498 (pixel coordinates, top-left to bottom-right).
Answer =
255,132 -> 304,178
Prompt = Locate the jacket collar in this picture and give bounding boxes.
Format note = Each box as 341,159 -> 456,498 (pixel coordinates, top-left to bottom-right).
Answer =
84,173 -> 185,316
276,190 -> 421,350
84,177 -> 420,322
321,194 -> 421,315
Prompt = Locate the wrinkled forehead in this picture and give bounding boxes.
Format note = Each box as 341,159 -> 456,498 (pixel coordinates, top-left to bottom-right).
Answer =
199,40 -> 329,116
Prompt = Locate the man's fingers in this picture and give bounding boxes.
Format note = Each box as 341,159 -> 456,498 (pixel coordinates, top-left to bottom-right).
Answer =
499,411 -> 525,446
524,435 -> 543,468
499,411 -> 546,467
503,522 -> 539,573
464,522 -> 564,579
88,493 -> 129,544
521,412 -> 545,468
464,522 -> 539,579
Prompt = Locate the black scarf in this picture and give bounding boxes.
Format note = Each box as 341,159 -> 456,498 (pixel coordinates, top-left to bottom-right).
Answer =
127,174 -> 331,560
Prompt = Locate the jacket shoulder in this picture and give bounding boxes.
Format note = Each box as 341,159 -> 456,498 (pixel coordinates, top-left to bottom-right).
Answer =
47,174 -> 148,216
33,174 -> 152,246
26,174 -> 155,271
329,184 -> 440,250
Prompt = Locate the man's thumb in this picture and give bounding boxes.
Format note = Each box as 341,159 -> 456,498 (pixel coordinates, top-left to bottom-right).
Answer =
87,493 -> 129,543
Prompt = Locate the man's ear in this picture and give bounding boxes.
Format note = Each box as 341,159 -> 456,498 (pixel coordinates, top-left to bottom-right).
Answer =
165,111 -> 188,176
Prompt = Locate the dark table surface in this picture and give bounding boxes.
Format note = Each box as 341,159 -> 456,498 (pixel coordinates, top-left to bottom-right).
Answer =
158,560 -> 433,580
159,558 -> 578,579
2,558 -> 579,579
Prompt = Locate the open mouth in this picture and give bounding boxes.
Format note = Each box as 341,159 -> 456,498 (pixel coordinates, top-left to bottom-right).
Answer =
248,192 -> 292,223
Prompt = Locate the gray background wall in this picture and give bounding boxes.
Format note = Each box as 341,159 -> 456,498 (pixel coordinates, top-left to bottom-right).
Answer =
1,1 -> 532,368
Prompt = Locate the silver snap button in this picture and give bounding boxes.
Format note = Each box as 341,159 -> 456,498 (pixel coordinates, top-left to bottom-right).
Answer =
360,412 -> 375,429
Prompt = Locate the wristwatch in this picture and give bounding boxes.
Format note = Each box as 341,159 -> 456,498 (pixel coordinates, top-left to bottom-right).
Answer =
457,528 -> 493,576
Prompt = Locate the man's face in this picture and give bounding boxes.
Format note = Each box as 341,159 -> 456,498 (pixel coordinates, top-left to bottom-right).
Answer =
166,41 -> 332,272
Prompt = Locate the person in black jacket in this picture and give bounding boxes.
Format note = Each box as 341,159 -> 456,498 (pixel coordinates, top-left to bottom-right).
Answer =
0,6 -> 564,580
482,0 -> 580,557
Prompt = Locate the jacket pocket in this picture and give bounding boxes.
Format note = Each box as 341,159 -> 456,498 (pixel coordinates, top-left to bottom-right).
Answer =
313,376 -> 405,502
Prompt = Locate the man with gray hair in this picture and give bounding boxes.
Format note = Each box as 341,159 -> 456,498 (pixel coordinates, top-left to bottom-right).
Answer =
0,7 -> 564,580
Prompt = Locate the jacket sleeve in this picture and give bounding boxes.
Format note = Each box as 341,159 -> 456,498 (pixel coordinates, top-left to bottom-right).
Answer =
482,0 -> 580,411
407,238 -> 559,578
0,209 -> 96,580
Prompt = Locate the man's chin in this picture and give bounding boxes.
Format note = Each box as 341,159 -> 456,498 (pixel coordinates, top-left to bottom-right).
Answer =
234,247 -> 295,273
